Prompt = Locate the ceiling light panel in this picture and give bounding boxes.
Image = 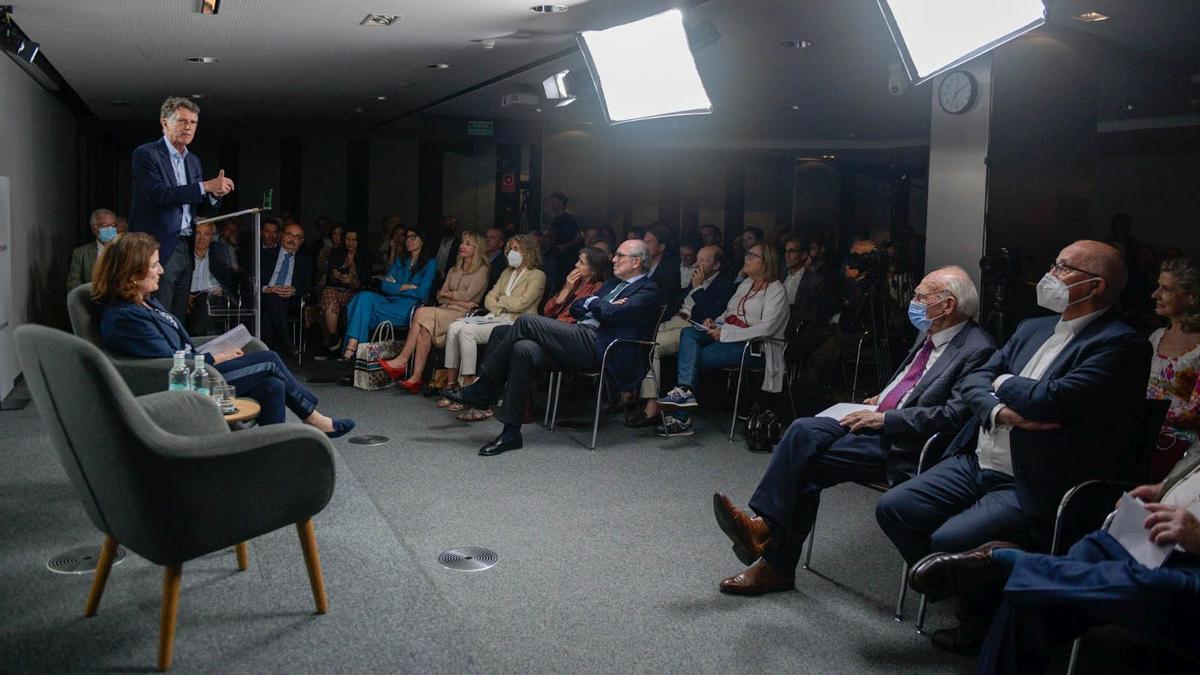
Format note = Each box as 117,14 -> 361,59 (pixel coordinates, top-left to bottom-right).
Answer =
530,5 -> 569,13
361,14 -> 401,27
1072,11 -> 1110,23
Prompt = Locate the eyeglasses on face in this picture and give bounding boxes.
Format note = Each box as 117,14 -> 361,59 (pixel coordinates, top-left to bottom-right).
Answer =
744,251 -> 763,261
1049,260 -> 1101,278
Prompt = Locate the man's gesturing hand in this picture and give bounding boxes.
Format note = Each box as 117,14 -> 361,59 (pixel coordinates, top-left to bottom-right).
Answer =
202,169 -> 235,197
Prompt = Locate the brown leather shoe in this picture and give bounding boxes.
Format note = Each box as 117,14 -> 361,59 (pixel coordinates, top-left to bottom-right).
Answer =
719,559 -> 795,596
908,541 -> 1022,597
713,493 -> 771,565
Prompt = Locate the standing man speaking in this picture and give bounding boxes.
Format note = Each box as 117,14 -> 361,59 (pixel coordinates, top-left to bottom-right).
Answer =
129,96 -> 234,319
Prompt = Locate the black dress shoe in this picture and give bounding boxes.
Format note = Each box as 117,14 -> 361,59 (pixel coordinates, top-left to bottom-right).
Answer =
929,621 -> 988,656
479,434 -> 522,456
908,541 -> 1021,597
449,383 -> 498,409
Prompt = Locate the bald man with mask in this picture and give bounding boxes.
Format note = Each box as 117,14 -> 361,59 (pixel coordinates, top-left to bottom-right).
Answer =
876,240 -> 1152,653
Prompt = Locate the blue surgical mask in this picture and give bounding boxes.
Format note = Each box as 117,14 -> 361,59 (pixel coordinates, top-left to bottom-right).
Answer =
98,226 -> 118,243
907,299 -> 948,332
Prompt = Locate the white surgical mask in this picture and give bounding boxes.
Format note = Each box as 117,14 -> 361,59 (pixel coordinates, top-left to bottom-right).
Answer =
1035,273 -> 1097,314
506,250 -> 523,268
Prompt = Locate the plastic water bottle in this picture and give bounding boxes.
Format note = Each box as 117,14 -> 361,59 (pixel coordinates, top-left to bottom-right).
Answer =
168,351 -> 191,391
190,357 -> 214,396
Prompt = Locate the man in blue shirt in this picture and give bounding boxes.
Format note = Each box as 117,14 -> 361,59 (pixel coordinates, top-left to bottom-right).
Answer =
128,97 -> 235,320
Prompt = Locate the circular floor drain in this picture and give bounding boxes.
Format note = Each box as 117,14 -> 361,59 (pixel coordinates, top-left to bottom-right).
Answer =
439,547 -> 498,572
348,435 -> 389,446
47,545 -> 128,575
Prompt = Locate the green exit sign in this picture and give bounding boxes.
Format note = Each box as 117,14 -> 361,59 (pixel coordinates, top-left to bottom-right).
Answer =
467,120 -> 494,136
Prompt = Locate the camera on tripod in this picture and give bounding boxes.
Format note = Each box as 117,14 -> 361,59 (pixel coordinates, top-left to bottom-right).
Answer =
980,247 -> 1020,280
846,249 -> 891,283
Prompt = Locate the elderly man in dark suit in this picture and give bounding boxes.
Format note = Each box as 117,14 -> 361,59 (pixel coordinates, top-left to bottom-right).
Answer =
450,239 -> 661,456
714,266 -> 996,595
128,97 -> 234,319
876,240 -> 1151,652
184,220 -> 237,336
259,222 -> 314,355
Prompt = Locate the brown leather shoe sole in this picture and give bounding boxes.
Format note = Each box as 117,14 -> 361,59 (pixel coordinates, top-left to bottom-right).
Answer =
718,560 -> 795,596
713,493 -> 768,566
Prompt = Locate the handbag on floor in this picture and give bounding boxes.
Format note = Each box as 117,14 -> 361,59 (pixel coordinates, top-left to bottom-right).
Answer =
353,321 -> 401,390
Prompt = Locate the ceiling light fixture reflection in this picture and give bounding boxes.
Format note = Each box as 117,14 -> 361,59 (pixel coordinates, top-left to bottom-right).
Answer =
1072,11 -> 1110,23
187,56 -> 218,63
426,63 -> 452,69
361,14 -> 401,26
780,40 -> 812,49
530,4 -> 568,13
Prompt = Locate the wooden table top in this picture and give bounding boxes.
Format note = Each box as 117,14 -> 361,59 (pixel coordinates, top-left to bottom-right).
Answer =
223,397 -> 261,425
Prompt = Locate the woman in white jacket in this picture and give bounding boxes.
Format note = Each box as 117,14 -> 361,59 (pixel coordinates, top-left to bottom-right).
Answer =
656,242 -> 789,436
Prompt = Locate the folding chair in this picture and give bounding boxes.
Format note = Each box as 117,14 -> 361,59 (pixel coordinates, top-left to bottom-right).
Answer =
724,338 -> 797,441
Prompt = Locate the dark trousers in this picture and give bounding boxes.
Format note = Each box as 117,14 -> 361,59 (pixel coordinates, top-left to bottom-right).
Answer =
875,453 -> 1033,566
748,417 -> 891,570
156,238 -> 191,322
479,314 -> 598,426
215,350 -> 317,425
187,292 -> 213,337
978,531 -> 1200,675
261,293 -> 300,353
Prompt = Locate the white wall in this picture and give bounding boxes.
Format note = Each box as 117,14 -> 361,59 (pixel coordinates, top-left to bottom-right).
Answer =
924,55 -> 993,287
0,57 -> 78,393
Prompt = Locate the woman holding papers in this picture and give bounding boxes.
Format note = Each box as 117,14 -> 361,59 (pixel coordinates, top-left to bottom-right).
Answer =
94,232 -> 355,437
437,235 -> 545,420
377,232 -> 490,394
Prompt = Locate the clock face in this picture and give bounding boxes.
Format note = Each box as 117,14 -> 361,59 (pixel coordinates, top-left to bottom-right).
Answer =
938,71 -> 977,114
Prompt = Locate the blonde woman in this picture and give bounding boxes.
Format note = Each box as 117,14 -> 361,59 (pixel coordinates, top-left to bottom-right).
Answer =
441,234 -> 546,420
379,232 -> 489,393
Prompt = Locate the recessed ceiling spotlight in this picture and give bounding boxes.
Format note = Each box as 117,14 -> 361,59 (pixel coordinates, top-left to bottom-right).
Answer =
1072,11 -> 1110,23
822,153 -> 836,160
781,40 -> 812,49
530,4 -> 568,13
426,63 -> 452,69
375,95 -> 388,101
788,104 -> 800,111
190,94 -> 205,100
187,56 -> 218,63
361,14 -> 401,26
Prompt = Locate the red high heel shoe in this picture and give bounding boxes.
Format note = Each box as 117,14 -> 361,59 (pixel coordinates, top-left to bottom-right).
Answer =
400,378 -> 424,395
378,357 -> 406,381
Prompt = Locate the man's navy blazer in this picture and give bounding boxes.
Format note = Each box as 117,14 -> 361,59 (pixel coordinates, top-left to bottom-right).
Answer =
569,275 -> 661,391
260,246 -> 315,300
669,272 -> 736,323
128,137 -> 217,264
945,309 -> 1152,544
878,320 -> 997,484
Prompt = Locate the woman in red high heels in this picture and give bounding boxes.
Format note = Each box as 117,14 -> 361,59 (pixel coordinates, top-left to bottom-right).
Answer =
379,232 -> 489,393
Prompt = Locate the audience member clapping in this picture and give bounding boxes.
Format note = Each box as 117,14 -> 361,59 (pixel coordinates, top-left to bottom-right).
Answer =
656,243 -> 789,436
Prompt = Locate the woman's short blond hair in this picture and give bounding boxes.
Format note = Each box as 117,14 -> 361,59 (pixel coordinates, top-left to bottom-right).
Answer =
455,232 -> 488,273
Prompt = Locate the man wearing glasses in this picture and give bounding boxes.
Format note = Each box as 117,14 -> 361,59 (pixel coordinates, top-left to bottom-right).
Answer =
875,240 -> 1152,654
128,97 -> 235,321
450,239 -> 660,456
259,223 -> 314,355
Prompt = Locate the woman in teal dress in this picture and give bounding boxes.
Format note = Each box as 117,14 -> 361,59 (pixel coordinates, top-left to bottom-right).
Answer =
340,227 -> 436,360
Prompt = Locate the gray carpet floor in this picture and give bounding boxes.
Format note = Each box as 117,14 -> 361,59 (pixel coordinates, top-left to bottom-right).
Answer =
0,365 -> 1142,673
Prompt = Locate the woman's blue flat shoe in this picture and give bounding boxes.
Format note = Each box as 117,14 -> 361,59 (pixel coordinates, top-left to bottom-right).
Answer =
327,418 -> 356,438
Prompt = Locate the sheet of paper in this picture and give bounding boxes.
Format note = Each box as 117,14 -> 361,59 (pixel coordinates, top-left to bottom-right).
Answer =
1110,492 -> 1173,569
196,324 -> 252,355
816,402 -> 877,420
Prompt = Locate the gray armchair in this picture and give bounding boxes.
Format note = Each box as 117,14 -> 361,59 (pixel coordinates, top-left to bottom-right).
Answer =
15,324 -> 336,671
67,283 -> 269,395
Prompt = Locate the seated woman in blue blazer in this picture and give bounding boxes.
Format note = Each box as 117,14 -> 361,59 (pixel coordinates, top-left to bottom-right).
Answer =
95,232 -> 355,437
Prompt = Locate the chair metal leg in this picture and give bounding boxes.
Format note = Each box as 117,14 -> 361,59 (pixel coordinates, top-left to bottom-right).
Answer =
801,527 -> 815,570
1066,637 -> 1082,675
544,374 -> 554,427
83,535 -> 120,617
590,372 -> 605,450
158,564 -> 183,671
851,333 -> 866,401
235,542 -> 249,571
729,352 -> 749,442
550,373 -> 562,431
296,519 -> 328,614
894,561 -> 909,622
915,594 -> 929,634
648,367 -> 669,438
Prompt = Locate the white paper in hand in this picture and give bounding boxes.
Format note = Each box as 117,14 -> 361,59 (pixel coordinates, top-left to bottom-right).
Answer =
817,402 -> 877,420
1110,493 -> 1173,569
196,324 -> 252,355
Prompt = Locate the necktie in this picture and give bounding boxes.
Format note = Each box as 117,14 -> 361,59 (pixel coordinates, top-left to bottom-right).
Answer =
876,337 -> 934,412
583,281 -> 628,322
274,252 -> 293,286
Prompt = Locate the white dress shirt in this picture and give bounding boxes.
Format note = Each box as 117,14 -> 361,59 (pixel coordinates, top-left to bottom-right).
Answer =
783,268 -> 806,305
191,251 -> 220,293
977,308 -> 1108,474
874,320 -> 968,409
679,263 -> 694,289
162,136 -> 204,237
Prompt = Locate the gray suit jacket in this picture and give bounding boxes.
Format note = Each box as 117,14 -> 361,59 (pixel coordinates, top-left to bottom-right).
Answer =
880,320 -> 997,482
67,242 -> 102,291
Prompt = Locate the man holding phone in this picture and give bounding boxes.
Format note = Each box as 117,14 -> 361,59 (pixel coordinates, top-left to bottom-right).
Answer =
630,244 -> 736,426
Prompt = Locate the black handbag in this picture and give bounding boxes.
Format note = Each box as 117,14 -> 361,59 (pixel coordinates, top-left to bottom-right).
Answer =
744,402 -> 783,453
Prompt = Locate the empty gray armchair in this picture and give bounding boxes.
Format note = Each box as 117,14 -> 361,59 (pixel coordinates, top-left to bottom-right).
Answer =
67,283 -> 269,395
15,324 -> 336,671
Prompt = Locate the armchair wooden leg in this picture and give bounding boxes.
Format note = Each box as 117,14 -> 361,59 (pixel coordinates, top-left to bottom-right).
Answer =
158,564 -> 183,672
235,542 -> 249,571
83,535 -> 120,617
296,519 -> 328,614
